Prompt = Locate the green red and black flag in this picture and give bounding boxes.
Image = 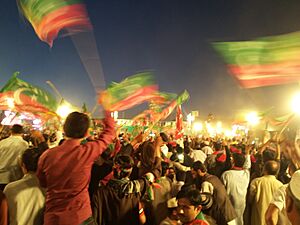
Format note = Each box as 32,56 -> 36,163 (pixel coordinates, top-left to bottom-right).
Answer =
213,31 -> 300,88
17,0 -> 92,47
0,72 -> 58,118
98,72 -> 158,112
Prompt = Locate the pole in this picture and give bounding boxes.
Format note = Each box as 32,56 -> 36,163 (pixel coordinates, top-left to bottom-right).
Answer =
46,81 -> 63,102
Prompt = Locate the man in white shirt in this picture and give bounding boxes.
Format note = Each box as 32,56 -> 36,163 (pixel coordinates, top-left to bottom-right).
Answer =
221,151 -> 251,225
201,141 -> 213,155
4,148 -> 45,225
249,160 -> 283,225
265,162 -> 298,225
0,124 -> 28,190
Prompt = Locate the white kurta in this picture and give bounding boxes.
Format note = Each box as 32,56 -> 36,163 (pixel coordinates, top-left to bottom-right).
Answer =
4,173 -> 45,225
221,155 -> 251,225
0,135 -> 28,184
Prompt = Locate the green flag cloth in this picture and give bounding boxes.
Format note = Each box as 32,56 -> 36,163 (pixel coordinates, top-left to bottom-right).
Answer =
213,31 -> 300,88
0,72 -> 58,117
99,72 -> 158,111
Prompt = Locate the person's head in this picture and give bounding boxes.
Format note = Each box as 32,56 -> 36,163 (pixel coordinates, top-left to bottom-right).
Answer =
232,153 -> 246,168
167,166 -> 176,181
11,124 -> 24,135
160,132 -> 169,143
139,141 -> 156,168
191,161 -> 207,179
21,148 -> 40,173
203,141 -> 210,146
214,142 -> 222,151
113,154 -> 134,179
63,112 -> 90,139
262,149 -> 277,163
161,161 -> 170,177
286,170 -> 300,225
263,160 -> 280,176
176,170 -> 186,182
176,189 -> 203,224
167,198 -> 180,221
184,146 -> 191,154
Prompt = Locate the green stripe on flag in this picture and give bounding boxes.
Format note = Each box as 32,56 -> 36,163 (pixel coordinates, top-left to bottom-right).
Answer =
1,72 -> 58,112
18,0 -> 82,23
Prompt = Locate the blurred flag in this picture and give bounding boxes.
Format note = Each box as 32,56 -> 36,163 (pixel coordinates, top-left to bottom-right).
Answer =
213,31 -> 300,88
264,113 -> 295,127
175,105 -> 183,139
153,90 -> 189,121
0,72 -> 58,118
150,91 -> 177,105
99,72 -> 158,111
17,0 -> 92,46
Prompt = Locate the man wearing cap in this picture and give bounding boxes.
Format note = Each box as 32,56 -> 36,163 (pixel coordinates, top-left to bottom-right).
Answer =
286,170 -> 300,225
0,124 -> 28,191
160,197 -> 181,225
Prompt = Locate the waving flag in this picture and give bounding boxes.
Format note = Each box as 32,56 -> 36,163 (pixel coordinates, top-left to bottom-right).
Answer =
0,72 -> 58,118
175,105 -> 183,139
17,0 -> 92,46
153,90 -> 189,121
213,31 -> 300,88
150,92 -> 177,105
99,72 -> 158,111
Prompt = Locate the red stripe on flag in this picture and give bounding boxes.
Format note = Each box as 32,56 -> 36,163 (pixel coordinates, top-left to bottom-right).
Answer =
36,4 -> 92,46
109,85 -> 158,111
228,63 -> 300,88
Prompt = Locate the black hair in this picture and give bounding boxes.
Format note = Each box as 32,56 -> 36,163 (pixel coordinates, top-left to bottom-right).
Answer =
192,161 -> 207,173
63,112 -> 90,138
176,145 -> 184,154
161,161 -> 169,176
214,142 -> 222,151
160,132 -> 169,142
176,170 -> 186,182
232,153 -> 246,168
113,154 -> 134,179
22,148 -> 40,172
11,124 -> 24,134
263,149 -> 276,163
177,189 -> 202,207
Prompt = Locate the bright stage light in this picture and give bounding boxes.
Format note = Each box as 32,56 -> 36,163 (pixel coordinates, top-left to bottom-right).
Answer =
193,122 -> 203,132
245,112 -> 260,126
56,105 -> 72,118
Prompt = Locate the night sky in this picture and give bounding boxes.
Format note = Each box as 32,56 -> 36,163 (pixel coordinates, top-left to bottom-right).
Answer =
2,0 -> 300,120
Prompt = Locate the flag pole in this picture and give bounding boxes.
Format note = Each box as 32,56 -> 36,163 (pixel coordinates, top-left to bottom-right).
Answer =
46,81 -> 63,103
275,113 -> 295,160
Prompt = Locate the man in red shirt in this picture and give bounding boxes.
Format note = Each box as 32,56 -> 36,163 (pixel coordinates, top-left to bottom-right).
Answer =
37,111 -> 115,225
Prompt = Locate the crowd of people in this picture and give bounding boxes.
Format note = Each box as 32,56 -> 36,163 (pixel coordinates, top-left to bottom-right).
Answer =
0,111 -> 300,225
